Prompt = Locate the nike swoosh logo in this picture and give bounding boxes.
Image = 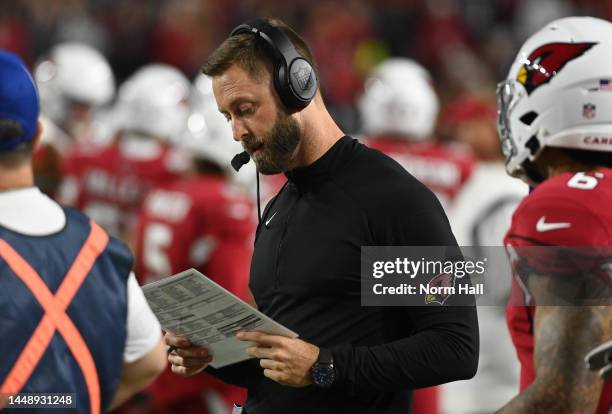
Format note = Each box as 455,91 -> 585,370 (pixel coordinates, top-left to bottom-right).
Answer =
536,216 -> 571,232
265,211 -> 278,227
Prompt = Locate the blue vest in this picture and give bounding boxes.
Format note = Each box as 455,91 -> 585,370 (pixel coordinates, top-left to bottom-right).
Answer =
0,208 -> 131,413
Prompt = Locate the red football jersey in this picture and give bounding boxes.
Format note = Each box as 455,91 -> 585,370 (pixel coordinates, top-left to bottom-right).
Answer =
365,137 -> 476,208
135,175 -> 255,412
60,140 -> 180,238
135,175 -> 255,292
505,168 -> 612,414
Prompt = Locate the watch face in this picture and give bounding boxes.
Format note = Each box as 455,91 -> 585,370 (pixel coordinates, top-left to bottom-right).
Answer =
312,363 -> 335,388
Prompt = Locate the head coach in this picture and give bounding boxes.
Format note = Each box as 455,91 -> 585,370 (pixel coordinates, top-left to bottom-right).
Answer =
165,18 -> 479,414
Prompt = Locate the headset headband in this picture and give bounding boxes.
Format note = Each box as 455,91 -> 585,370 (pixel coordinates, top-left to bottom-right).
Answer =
230,20 -> 302,65
229,19 -> 317,109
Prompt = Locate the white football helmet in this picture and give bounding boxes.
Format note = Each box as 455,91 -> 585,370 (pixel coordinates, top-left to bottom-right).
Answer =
182,74 -> 243,167
115,64 -> 190,143
497,16 -> 612,182
34,42 -> 115,125
358,58 -> 439,140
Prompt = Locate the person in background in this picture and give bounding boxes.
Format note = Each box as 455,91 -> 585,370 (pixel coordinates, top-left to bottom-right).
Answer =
31,42 -> 116,196
358,57 -> 476,212
133,75 -> 255,414
442,97 -> 526,414
0,49 -> 166,414
58,64 -> 189,241
496,16 -> 611,413
34,42 -> 116,145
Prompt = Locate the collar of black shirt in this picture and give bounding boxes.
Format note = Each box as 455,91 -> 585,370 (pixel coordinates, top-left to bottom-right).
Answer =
284,135 -> 357,191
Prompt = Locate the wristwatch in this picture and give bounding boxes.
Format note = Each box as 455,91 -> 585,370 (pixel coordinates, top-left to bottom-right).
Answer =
311,348 -> 335,388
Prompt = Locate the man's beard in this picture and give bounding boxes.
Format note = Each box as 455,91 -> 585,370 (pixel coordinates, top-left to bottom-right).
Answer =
243,109 -> 301,175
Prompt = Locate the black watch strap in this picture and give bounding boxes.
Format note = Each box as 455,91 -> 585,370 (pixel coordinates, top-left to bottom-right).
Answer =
312,347 -> 336,388
316,348 -> 333,365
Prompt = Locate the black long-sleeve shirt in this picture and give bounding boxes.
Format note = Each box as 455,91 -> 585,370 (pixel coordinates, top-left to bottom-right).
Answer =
208,136 -> 479,413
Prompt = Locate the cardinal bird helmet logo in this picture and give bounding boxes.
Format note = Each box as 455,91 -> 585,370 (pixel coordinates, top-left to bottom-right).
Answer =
516,42 -> 596,95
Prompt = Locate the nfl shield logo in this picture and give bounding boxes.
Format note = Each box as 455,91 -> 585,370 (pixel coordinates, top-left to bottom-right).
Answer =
583,103 -> 596,119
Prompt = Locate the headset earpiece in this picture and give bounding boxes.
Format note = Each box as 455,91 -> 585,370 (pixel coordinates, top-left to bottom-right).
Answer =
230,19 -> 317,109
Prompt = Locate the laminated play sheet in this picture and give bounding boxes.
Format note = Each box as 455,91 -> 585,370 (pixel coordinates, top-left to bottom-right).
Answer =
142,268 -> 298,368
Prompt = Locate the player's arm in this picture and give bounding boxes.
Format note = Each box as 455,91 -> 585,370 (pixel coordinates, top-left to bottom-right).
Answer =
109,273 -> 167,410
108,338 -> 167,410
497,294 -> 611,412
498,179 -> 612,412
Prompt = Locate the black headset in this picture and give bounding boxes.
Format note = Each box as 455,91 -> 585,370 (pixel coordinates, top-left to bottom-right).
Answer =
230,19 -> 317,110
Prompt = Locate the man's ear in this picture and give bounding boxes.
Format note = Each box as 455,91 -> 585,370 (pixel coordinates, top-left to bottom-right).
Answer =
32,120 -> 44,150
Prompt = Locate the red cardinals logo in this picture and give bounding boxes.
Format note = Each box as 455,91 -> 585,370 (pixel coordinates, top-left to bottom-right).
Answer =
516,42 -> 596,95
424,273 -> 455,305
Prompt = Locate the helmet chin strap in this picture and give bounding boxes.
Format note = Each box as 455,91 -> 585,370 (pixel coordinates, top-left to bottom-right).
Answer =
521,159 -> 547,186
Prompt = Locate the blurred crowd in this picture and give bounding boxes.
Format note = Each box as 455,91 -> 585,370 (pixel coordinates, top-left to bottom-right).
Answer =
1,1 -> 609,414
0,0 -> 610,131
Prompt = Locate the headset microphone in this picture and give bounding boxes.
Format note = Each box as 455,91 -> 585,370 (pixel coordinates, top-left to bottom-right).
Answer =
231,151 -> 251,172
230,150 -> 262,224
229,18 -> 316,223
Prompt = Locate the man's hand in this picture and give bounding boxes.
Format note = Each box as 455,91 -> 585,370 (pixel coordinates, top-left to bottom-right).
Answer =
237,331 -> 319,387
165,332 -> 213,376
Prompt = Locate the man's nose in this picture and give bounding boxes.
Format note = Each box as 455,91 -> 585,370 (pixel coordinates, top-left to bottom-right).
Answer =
231,119 -> 249,142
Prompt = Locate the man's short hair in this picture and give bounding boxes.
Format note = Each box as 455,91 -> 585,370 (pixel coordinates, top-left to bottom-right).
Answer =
202,18 -> 318,88
0,119 -> 35,167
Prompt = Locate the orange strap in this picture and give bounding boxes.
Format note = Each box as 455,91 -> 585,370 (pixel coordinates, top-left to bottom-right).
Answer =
0,220 -> 108,414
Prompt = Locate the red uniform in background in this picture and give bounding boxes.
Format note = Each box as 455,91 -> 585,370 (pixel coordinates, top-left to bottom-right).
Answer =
505,169 -> 612,414
59,140 -> 180,239
135,174 -> 256,414
365,137 -> 476,209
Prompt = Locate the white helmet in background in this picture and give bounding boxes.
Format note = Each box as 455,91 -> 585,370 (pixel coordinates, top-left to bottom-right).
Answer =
115,64 -> 190,143
183,74 -> 244,169
34,42 -> 115,125
497,16 -> 612,182
358,58 -> 439,140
